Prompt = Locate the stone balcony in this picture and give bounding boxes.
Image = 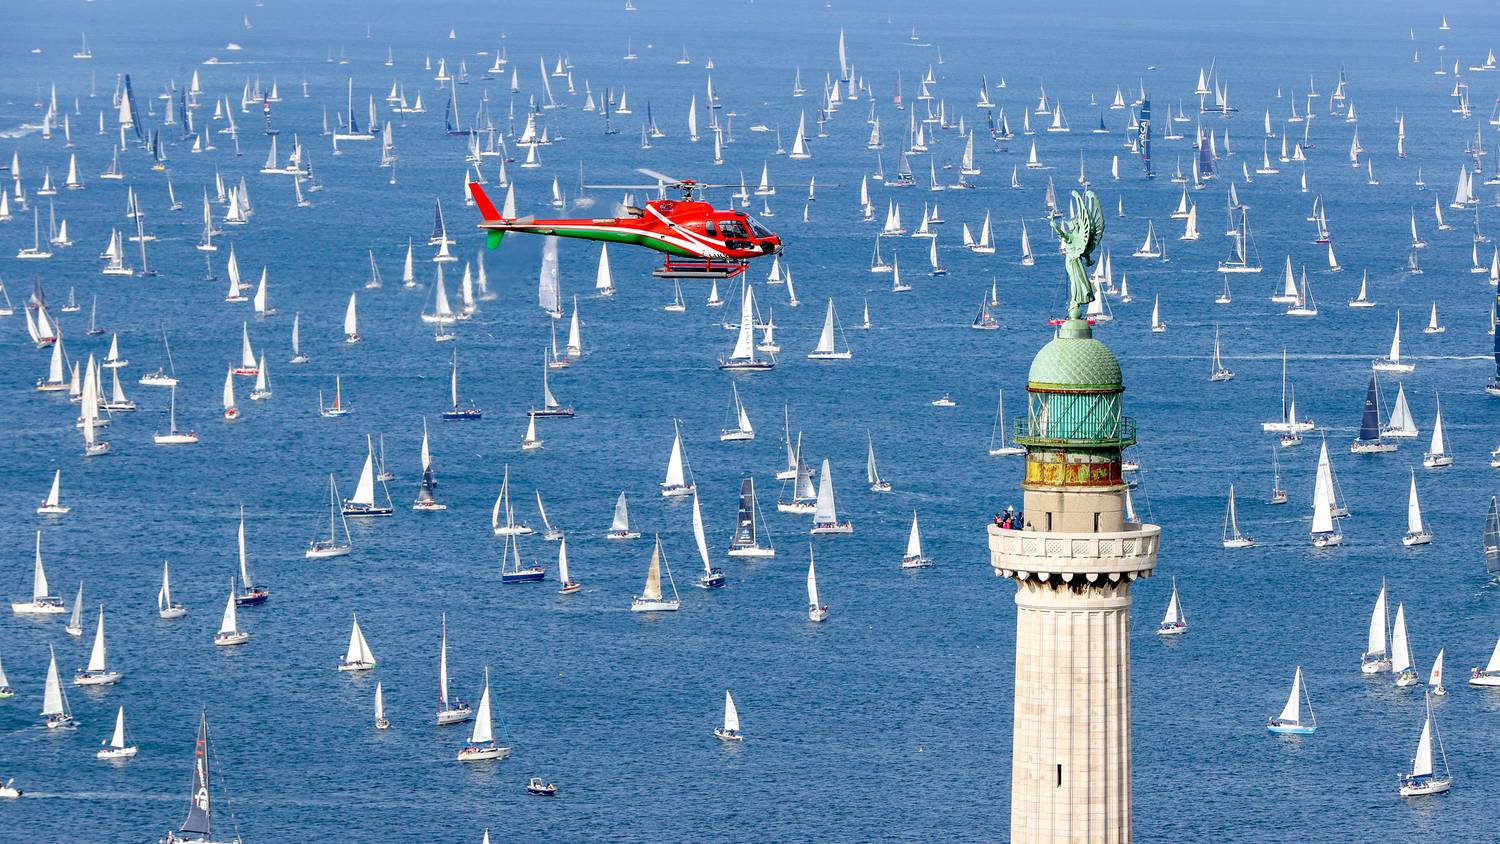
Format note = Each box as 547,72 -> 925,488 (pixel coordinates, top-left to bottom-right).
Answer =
988,523 -> 1159,585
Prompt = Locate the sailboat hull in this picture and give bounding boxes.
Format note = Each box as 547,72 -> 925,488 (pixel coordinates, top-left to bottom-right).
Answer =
727,546 -> 775,558
11,599 -> 66,615
1399,775 -> 1451,797
341,504 -> 394,517
159,606 -> 187,619
37,505 -> 70,515
96,745 -> 138,760
1266,722 -> 1316,735
1402,532 -> 1433,547
74,670 -> 123,686
235,588 -> 270,606
305,543 -> 353,559
606,530 -> 641,540
1157,622 -> 1187,636
630,598 -> 680,612
811,523 -> 854,535
457,743 -> 512,762
501,567 -> 546,584
213,631 -> 250,646
436,706 -> 474,726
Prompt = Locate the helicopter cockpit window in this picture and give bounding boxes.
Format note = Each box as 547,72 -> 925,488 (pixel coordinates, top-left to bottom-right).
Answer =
719,219 -> 748,239
744,216 -> 773,238
704,220 -> 718,236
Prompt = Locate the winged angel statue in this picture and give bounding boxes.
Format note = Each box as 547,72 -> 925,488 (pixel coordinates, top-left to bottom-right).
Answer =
1051,190 -> 1104,321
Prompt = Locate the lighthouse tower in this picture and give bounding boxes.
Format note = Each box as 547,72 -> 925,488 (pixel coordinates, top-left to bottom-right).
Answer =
989,316 -> 1159,843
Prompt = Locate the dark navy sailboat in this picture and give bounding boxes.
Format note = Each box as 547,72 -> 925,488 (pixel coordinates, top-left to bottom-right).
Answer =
1350,372 -> 1396,454
161,711 -> 243,844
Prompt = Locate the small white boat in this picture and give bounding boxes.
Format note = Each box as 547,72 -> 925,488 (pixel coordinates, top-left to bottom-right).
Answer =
436,614 -> 473,725
631,536 -> 681,612
1402,470 -> 1433,546
37,469 -> 69,514
1266,666 -> 1317,735
1221,484 -> 1254,548
0,779 -> 19,799
41,646 -> 74,729
11,532 -> 65,615
900,511 -> 932,568
1469,631 -> 1500,686
96,705 -> 138,760
659,420 -> 696,497
1362,581 -> 1393,674
375,681 -> 390,730
810,459 -> 853,534
74,603 -> 123,685
213,578 -> 250,646
605,491 -> 641,540
456,667 -> 512,761
157,560 -> 186,619
153,386 -> 199,445
308,474 -> 354,557
931,393 -> 957,407
1158,578 -> 1187,635
1398,693 -> 1452,796
866,431 -> 892,492
807,546 -> 828,622
337,613 -> 378,671
1429,648 -> 1446,696
713,690 -> 743,741
1422,394 -> 1453,468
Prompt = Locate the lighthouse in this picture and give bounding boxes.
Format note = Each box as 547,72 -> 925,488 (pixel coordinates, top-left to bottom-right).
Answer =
991,191 -> 1159,843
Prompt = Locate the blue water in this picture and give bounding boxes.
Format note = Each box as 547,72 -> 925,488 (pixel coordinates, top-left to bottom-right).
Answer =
3,1 -> 1500,840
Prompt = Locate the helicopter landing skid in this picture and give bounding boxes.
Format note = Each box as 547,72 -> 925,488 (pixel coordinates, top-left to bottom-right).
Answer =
652,258 -> 748,280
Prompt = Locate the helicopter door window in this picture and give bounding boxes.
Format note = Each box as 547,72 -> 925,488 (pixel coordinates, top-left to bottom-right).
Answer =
704,220 -> 718,236
718,219 -> 750,248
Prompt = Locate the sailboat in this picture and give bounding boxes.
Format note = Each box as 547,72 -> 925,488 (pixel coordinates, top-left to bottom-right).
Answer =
901,511 -> 932,568
1422,394 -> 1453,468
866,431 -> 892,491
307,474 -> 354,557
412,420 -> 446,512
442,349 -> 482,419
65,583 -> 85,637
630,536 -> 681,612
162,711 -> 243,842
319,375 -> 351,418
988,390 -> 1025,456
1384,383 -> 1419,438
660,420 -> 696,496
1158,578 -> 1187,635
1266,666 -> 1317,734
289,312 -> 310,364
720,384 -> 755,441
1402,470 -> 1433,546
37,469 -> 69,514
1397,693 -> 1452,796
96,705 -> 138,760
556,536 -> 580,594
158,560 -> 186,618
1221,485 -> 1254,547
719,280 -> 774,370
1261,351 -> 1314,432
500,532 -> 545,583
456,667 -> 511,761
234,507 -> 270,605
374,682 -> 390,730
536,491 -> 562,540
1310,438 -> 1344,547
342,434 -> 395,516
1423,302 -> 1445,334
436,614 -> 473,725
1209,327 -> 1234,381
12,531 -> 65,614
40,645 -> 74,729
691,492 -> 724,588
1392,603 -> 1420,687
810,458 -> 853,534
530,357 -> 574,417
606,491 -> 641,539
1363,581 -> 1393,673
490,466 -> 532,535
727,477 -> 775,557
74,604 -> 123,685
1430,649 -> 1446,696
1485,497 -> 1500,579
1374,312 -> 1416,373
806,547 -> 829,621
337,614 -> 378,671
1350,373 -> 1396,453
214,578 -> 250,645
342,292 -> 360,343
713,690 -> 743,741
806,299 -> 852,360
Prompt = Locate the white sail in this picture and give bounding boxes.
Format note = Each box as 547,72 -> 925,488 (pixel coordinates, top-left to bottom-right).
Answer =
352,437 -> 378,506
815,299 -> 836,353
42,647 -> 66,717
344,614 -> 375,665
1407,472 -> 1425,535
32,531 -> 50,600
1429,398 -> 1446,454
813,459 -> 839,523
1162,582 -> 1182,626
44,470 -> 62,509
1368,583 -> 1389,657
1429,648 -> 1445,689
344,292 -> 358,337
1388,384 -> 1416,436
664,426 -> 689,488
594,244 -> 614,293
1311,441 -> 1336,534
807,553 -> 821,607
611,491 -> 631,532
87,604 -> 109,672
642,540 -> 664,601
691,492 -> 712,572
108,705 -> 129,749
1391,603 -> 1413,676
722,690 -> 740,733
218,580 -> 239,635
905,512 -> 924,558
1277,666 -> 1304,724
470,669 -> 494,744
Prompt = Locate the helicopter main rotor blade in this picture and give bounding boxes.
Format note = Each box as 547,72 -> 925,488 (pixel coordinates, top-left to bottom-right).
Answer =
636,167 -> 680,185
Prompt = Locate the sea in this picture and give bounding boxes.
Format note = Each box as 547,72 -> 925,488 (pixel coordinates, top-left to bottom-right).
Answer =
2,1 -> 1500,841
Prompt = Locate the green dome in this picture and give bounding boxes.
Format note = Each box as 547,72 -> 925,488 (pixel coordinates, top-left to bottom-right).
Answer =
1027,326 -> 1123,390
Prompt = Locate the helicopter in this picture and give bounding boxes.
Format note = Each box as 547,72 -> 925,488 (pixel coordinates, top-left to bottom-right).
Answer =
467,169 -> 782,278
